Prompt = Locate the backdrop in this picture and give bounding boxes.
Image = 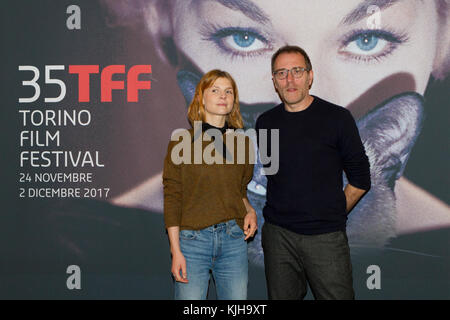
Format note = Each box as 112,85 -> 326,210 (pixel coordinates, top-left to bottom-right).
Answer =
1,0 -> 449,299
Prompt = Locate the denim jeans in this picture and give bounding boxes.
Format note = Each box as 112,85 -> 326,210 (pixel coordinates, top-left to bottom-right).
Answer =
175,220 -> 248,300
262,222 -> 354,300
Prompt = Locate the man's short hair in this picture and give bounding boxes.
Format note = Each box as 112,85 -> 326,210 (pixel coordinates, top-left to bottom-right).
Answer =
271,45 -> 313,72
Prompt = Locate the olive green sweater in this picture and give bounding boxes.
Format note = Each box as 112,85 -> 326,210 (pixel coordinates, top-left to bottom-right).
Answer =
163,128 -> 254,231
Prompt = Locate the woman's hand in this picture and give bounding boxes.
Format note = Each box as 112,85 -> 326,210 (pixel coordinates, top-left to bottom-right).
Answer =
167,226 -> 188,282
171,250 -> 188,283
242,198 -> 258,240
243,209 -> 258,240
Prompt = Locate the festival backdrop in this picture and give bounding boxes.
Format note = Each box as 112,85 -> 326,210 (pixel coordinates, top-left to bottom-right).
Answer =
1,0 -> 449,299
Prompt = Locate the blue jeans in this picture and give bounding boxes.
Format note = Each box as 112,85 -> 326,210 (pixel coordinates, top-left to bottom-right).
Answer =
175,220 -> 248,300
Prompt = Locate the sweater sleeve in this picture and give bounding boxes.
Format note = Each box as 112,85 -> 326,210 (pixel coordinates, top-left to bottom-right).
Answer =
241,136 -> 255,200
339,110 -> 371,191
162,140 -> 182,228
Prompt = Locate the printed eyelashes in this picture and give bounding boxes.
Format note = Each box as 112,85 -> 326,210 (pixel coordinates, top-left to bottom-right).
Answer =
200,23 -> 273,59
201,22 -> 409,64
338,28 -> 409,63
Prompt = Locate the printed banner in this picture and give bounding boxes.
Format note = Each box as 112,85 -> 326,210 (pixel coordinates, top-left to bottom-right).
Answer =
2,0 -> 449,299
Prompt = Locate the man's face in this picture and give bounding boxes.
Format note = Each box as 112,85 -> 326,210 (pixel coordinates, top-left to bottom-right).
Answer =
272,52 -> 313,107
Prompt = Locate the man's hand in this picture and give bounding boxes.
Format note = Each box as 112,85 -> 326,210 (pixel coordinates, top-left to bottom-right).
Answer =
344,184 -> 368,214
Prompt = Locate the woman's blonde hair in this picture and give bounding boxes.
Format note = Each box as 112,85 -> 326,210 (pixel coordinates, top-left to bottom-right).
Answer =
187,69 -> 244,129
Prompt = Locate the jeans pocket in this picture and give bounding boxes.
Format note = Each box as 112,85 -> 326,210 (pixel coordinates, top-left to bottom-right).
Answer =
179,229 -> 198,240
227,221 -> 244,239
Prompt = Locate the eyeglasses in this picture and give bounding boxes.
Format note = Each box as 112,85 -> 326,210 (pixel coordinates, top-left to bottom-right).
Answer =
273,67 -> 310,80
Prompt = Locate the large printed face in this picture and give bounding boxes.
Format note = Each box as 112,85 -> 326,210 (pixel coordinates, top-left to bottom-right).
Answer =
134,0 -> 447,261
171,0 -> 438,118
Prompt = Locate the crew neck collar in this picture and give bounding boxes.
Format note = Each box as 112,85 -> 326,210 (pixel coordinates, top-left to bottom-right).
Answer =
202,121 -> 229,134
282,95 -> 317,115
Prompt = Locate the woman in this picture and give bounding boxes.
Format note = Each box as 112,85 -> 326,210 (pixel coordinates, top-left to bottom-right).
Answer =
162,69 -> 257,300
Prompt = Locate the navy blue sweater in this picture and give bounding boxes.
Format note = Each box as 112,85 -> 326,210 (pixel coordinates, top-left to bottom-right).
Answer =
255,96 -> 371,235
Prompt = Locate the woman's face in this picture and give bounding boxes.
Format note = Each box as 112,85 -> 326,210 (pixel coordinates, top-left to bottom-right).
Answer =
170,0 -> 438,117
202,77 -> 235,121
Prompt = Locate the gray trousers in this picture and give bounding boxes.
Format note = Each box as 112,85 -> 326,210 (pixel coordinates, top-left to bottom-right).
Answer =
262,222 -> 354,300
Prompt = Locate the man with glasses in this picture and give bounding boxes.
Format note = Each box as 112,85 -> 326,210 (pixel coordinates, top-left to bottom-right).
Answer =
255,45 -> 371,300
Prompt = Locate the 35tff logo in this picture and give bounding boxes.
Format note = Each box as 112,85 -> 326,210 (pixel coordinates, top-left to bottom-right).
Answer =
18,65 -> 152,103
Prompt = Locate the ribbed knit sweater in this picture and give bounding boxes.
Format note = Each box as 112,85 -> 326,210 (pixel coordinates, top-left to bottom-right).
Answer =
256,96 -> 371,235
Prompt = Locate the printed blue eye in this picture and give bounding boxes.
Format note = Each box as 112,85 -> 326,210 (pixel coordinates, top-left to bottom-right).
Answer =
232,32 -> 256,48
340,29 -> 408,62
202,26 -> 272,57
355,33 -> 378,51
247,180 -> 266,196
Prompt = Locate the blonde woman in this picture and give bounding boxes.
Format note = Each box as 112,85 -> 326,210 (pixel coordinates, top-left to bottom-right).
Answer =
163,69 -> 257,300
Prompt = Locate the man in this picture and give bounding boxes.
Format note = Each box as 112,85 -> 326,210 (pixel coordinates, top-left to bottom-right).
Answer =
256,45 -> 371,300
